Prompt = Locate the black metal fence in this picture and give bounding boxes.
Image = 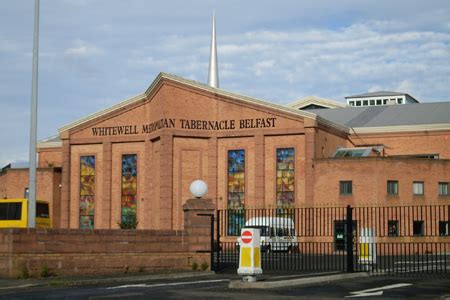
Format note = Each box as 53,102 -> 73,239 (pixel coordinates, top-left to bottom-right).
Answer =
212,205 -> 450,274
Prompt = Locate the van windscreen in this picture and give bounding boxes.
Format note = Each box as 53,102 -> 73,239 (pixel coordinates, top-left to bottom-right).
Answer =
36,203 -> 49,218
0,203 -> 22,220
276,228 -> 291,237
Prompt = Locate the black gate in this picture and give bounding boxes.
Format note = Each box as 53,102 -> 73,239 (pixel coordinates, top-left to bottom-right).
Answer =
212,205 -> 450,274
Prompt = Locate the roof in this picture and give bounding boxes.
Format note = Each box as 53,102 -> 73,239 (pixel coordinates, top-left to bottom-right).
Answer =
309,102 -> 450,132
37,135 -> 62,149
58,72 -> 348,134
1,162 -> 29,171
345,91 -> 419,103
286,96 -> 346,110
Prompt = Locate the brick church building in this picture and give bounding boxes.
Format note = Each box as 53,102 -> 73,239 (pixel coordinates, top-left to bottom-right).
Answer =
1,71 -> 449,232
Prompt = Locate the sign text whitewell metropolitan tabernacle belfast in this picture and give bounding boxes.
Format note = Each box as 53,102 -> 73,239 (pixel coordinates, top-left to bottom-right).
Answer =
91,117 -> 277,136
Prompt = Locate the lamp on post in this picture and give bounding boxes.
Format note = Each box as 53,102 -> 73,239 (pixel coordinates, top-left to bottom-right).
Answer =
189,180 -> 208,199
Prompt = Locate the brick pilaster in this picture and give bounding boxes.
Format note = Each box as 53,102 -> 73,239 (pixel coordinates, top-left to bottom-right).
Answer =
254,133 -> 265,208
60,139 -> 71,228
159,133 -> 173,229
304,118 -> 317,206
102,141 -> 112,228
143,139 -> 153,229
208,137 -> 218,207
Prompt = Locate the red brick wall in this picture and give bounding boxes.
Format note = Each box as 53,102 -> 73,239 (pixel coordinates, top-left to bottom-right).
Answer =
0,229 -> 208,278
0,168 -> 61,213
0,198 -> 213,278
314,157 -> 450,207
38,148 -> 63,168
348,130 -> 450,159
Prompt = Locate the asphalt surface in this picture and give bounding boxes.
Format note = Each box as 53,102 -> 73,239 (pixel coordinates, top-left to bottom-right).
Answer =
1,272 -> 450,299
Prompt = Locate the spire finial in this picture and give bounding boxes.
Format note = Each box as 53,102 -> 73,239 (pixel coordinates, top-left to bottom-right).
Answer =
208,10 -> 219,88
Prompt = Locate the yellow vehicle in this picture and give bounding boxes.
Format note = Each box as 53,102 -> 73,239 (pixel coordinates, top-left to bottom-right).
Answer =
0,199 -> 51,228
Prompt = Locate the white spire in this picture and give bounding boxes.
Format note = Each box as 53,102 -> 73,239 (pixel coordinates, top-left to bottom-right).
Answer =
208,10 -> 219,88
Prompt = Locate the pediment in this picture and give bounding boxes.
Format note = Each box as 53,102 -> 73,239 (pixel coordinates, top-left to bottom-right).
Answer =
63,73 -> 318,140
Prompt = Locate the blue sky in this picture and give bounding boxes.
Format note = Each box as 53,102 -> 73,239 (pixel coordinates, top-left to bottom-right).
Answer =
1,0 -> 449,166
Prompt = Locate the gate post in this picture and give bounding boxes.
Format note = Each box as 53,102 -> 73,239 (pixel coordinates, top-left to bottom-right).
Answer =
183,198 -> 215,269
346,205 -> 354,272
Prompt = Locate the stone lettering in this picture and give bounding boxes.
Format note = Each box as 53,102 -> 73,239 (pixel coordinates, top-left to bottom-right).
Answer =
91,117 -> 277,136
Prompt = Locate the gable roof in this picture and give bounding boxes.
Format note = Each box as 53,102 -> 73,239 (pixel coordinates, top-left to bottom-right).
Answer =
58,72 -> 348,134
286,95 -> 346,110
37,134 -> 62,148
309,102 -> 450,132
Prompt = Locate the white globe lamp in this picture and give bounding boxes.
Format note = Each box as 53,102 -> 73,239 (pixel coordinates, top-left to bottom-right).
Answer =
190,180 -> 208,199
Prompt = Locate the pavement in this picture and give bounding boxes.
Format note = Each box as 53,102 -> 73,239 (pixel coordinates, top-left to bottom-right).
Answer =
0,270 -> 216,290
228,272 -> 369,289
0,269 -> 370,291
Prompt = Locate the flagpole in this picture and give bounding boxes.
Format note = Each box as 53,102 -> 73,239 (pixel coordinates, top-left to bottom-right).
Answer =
28,0 -> 40,228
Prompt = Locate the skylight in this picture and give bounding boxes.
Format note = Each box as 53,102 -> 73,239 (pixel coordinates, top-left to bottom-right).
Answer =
333,147 -> 373,158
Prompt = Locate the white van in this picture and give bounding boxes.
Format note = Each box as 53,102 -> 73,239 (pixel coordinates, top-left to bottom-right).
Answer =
237,217 -> 298,252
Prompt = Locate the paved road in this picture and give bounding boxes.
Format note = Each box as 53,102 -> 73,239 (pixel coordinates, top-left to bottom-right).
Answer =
1,274 -> 450,299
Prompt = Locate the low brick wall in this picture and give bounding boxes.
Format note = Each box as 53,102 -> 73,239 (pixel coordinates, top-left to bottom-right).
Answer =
0,198 -> 215,278
0,229 -> 209,278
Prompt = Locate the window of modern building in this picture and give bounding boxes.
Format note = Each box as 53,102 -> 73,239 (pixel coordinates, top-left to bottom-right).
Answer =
397,98 -> 403,104
363,100 -> 368,106
413,220 -> 424,236
370,100 -> 375,105
276,148 -> 295,208
349,101 -> 354,106
376,99 -> 382,105
413,181 -> 424,196
79,156 -> 95,229
387,180 -> 399,195
383,99 -> 388,104
356,101 -> 361,106
439,182 -> 449,196
333,147 -> 372,158
227,149 -> 245,236
439,221 -> 449,236
388,220 -> 399,236
121,154 -> 137,225
340,181 -> 352,195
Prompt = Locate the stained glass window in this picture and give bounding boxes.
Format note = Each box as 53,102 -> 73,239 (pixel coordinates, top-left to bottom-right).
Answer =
227,150 -> 245,235
121,154 -> 137,224
276,148 -> 295,208
80,156 -> 95,229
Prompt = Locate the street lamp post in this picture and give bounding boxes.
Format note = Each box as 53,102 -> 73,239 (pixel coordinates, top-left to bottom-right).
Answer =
28,0 -> 40,228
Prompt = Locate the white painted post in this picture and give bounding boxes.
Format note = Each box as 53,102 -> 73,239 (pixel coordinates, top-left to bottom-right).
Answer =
237,228 -> 262,282
359,227 -> 376,270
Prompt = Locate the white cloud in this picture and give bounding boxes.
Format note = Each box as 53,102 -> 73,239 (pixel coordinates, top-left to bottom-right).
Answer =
396,80 -> 415,94
253,60 -> 275,76
61,0 -> 94,6
220,43 -> 271,55
368,86 -> 384,93
127,56 -> 168,68
0,40 -> 18,53
64,39 -> 103,57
